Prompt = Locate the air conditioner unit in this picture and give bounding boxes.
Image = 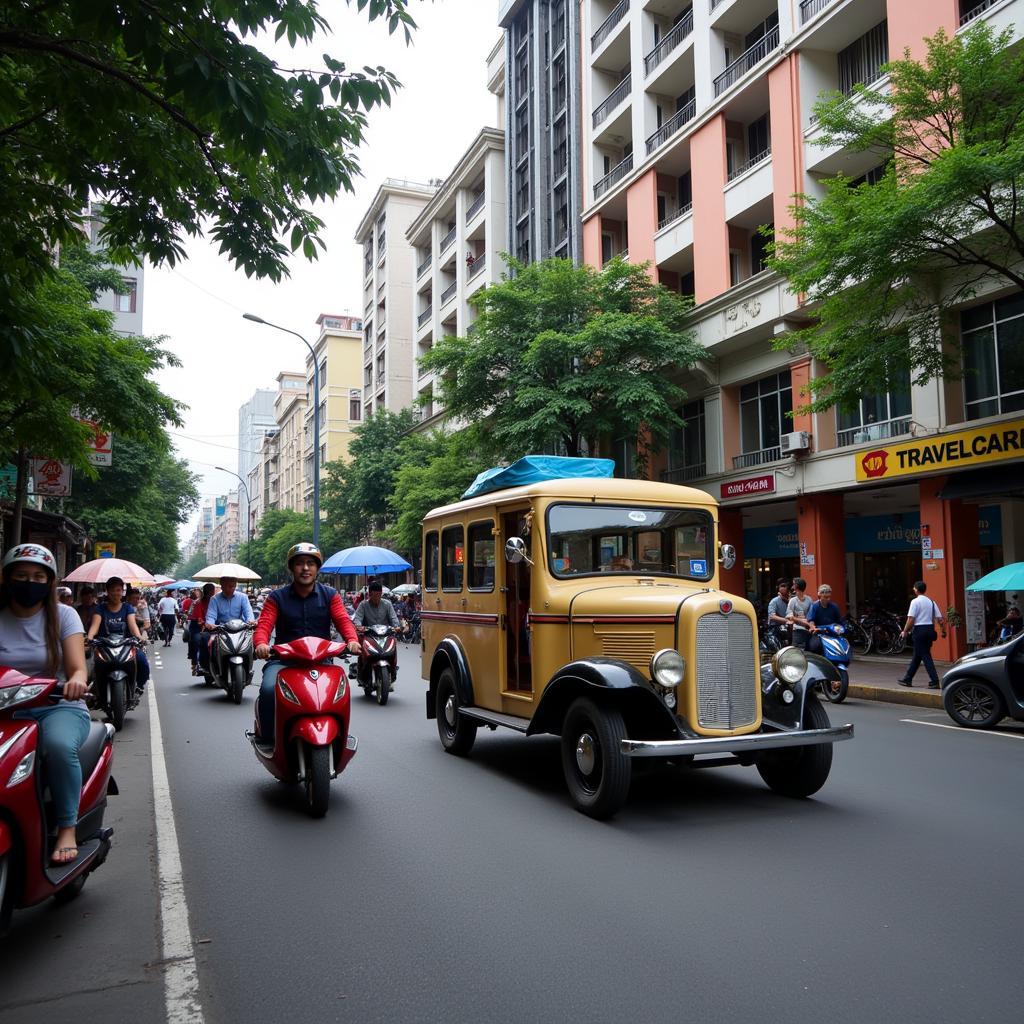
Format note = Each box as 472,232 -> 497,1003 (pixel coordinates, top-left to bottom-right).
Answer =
780,431 -> 810,455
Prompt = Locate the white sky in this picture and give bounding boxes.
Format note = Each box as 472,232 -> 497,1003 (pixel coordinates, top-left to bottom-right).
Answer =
149,0 -> 502,547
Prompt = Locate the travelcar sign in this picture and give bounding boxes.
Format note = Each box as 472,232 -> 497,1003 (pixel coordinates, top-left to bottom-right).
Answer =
856,418 -> 1024,482
722,473 -> 776,499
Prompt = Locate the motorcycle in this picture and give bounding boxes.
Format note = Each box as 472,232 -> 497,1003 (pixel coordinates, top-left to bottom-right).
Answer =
247,636 -> 358,818
811,623 -> 851,703
90,636 -> 141,731
0,672 -> 116,937
204,620 -> 255,705
352,625 -> 399,706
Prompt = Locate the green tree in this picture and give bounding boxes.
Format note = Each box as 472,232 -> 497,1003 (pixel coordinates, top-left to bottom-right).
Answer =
0,0 -> 418,363
321,408 -> 417,540
176,550 -> 209,581
237,507 -> 314,584
419,257 -> 703,470
769,24 -> 1024,412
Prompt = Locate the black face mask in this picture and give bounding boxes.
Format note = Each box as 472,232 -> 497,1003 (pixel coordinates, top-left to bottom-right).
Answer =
10,579 -> 50,609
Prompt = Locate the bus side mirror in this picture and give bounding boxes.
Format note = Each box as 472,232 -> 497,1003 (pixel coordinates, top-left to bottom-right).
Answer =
718,543 -> 737,571
505,537 -> 533,566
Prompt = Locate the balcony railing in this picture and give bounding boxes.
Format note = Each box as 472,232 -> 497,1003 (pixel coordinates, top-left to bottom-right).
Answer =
800,0 -> 835,24
594,153 -> 633,200
592,0 -> 629,52
661,462 -> 706,484
733,446 -> 782,469
710,0 -> 728,9
466,192 -> 485,222
727,146 -> 771,181
645,98 -> 696,155
658,201 -> 692,230
417,306 -> 432,327
714,26 -> 779,96
440,281 -> 458,305
417,358 -> 433,380
644,10 -> 694,76
468,252 -> 486,278
417,255 -> 431,279
837,417 -> 912,448
593,74 -> 631,129
960,0 -> 998,25
439,225 -> 456,253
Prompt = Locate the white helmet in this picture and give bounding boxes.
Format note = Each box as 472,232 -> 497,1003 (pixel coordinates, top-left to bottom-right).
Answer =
3,543 -> 58,575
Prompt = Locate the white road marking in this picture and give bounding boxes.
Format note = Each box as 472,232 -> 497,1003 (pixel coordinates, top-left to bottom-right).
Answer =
148,684 -> 205,1023
900,718 -> 1024,740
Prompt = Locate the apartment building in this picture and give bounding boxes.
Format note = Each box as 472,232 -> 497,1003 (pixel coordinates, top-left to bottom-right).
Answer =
237,388 -> 277,535
355,180 -> 436,418
301,314 -> 365,508
274,370 -> 309,513
85,200 -> 145,336
206,495 -> 240,563
500,0 -> 585,263
406,127 -> 508,425
578,0 -> 1024,660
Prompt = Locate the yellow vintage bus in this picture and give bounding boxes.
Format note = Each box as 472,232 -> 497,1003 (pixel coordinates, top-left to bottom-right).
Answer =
421,461 -> 852,818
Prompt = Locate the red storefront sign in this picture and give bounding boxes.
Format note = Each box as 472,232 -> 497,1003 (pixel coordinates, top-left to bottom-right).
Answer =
722,473 -> 776,500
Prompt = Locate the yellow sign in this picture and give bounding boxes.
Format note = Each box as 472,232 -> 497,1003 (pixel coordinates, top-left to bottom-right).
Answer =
94,542 -> 116,559
855,418 -> 1024,482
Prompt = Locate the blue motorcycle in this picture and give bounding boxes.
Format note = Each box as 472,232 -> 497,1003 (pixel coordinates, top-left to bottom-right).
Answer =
812,623 -> 851,703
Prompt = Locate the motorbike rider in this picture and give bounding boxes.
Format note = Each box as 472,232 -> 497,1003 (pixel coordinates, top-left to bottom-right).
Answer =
0,544 -> 90,864
806,584 -> 842,655
75,585 -> 97,630
351,581 -> 404,632
128,588 -> 152,640
252,543 -> 360,747
203,576 -> 256,634
188,583 -> 215,675
765,578 -> 791,647
86,576 -> 150,693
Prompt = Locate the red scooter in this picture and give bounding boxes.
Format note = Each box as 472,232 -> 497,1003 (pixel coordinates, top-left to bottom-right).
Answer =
247,636 -> 357,818
352,624 -> 399,706
0,669 -> 116,936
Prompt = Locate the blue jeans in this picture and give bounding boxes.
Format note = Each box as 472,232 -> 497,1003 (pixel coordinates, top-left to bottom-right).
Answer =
15,704 -> 91,827
257,661 -> 283,742
136,649 -> 151,688
188,621 -> 203,664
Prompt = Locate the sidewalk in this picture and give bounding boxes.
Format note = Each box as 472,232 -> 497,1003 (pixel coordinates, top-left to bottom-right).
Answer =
845,653 -> 947,708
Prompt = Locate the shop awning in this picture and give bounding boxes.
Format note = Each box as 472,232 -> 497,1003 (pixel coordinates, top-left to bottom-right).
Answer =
937,465 -> 1024,502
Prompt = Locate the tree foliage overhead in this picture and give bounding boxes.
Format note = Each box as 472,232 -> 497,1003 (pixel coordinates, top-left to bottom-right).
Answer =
0,0 -> 419,361
770,24 -> 1024,412
419,257 -> 704,469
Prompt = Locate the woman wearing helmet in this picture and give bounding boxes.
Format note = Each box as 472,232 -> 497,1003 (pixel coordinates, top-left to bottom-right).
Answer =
0,544 -> 90,864
251,543 -> 360,747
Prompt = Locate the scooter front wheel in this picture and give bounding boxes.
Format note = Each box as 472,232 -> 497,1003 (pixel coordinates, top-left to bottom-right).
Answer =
109,678 -> 126,731
304,744 -> 330,818
228,663 -> 244,705
0,850 -> 14,937
374,665 -> 389,706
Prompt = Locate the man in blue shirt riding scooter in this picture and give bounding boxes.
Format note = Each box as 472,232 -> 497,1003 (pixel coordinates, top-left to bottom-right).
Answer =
199,575 -> 256,672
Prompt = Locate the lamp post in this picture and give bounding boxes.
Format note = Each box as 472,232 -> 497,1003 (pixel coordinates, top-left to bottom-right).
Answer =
215,465 -> 252,556
243,313 -> 321,547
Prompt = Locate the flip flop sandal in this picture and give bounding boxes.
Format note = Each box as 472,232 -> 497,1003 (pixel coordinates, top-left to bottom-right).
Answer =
52,847 -> 79,865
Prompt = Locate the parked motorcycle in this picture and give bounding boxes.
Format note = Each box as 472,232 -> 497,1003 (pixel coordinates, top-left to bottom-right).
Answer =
0,672 -> 117,937
352,625 -> 399,705
247,636 -> 358,818
811,623 -> 851,703
90,636 -> 141,731
205,620 -> 255,705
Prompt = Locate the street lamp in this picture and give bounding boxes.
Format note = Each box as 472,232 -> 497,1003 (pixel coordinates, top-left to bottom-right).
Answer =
215,465 -> 252,554
243,312 -> 321,547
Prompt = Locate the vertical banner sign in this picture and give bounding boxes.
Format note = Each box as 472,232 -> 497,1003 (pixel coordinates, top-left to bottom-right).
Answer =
78,418 -> 113,467
29,458 -> 72,496
963,559 -> 985,646
94,542 -> 117,559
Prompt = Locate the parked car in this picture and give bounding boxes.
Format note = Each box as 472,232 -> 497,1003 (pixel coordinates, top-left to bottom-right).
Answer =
941,631 -> 1024,728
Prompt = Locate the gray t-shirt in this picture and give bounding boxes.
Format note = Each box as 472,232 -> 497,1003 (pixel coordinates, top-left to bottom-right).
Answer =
351,598 -> 400,629
0,604 -> 86,707
786,594 -> 813,633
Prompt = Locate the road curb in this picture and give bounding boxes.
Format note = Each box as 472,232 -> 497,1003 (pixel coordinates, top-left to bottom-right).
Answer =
848,684 -> 943,709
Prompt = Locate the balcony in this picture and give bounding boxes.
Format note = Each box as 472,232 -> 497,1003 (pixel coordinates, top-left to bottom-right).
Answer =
645,98 -> 696,156
468,253 -> 486,279
658,201 -> 692,230
727,146 -> 771,182
960,0 -> 999,25
439,225 -> 457,254
799,0 -> 835,24
661,462 -> 706,484
593,74 -> 631,129
714,26 -> 779,97
417,306 -> 433,328
440,281 -> 458,306
643,10 -> 694,76
466,192 -> 485,222
837,417 -> 912,448
417,254 -> 431,279
592,0 -> 629,52
733,446 -> 782,469
594,153 -> 633,200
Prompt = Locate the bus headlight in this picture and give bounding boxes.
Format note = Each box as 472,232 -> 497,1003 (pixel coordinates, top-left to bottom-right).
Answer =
771,647 -> 807,686
650,649 -> 685,688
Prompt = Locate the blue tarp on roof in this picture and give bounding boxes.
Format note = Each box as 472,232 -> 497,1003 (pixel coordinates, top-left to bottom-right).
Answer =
461,456 -> 615,499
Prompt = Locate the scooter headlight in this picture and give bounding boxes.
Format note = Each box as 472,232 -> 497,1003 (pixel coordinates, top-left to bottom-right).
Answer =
0,683 -> 47,710
278,679 -> 300,705
771,647 -> 807,686
650,649 -> 685,688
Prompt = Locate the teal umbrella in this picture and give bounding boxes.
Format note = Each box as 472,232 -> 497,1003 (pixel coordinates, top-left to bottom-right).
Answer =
966,562 -> 1024,591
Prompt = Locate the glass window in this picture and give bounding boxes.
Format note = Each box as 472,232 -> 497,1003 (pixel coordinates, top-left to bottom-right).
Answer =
739,371 -> 792,453
668,399 -> 706,477
838,20 -> 888,95
349,398 -> 362,421
424,532 -> 439,590
467,521 -> 496,590
547,504 -> 714,580
441,525 -> 464,591
962,295 -> 1024,418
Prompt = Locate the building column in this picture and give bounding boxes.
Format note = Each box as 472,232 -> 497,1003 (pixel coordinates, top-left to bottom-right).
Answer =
789,357 -> 813,438
718,507 -> 745,596
626,168 -> 657,280
582,212 -> 603,270
768,54 -> 803,236
690,113 -> 730,304
918,477 -> 982,662
797,493 -> 847,607
887,1 -> 958,61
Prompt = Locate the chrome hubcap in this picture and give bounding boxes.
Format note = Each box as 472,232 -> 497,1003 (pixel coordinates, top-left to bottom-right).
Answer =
575,733 -> 596,775
444,694 -> 456,728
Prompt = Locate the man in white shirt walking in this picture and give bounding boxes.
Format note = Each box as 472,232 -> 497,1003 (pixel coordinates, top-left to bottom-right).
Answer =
898,580 -> 946,688
157,590 -> 178,646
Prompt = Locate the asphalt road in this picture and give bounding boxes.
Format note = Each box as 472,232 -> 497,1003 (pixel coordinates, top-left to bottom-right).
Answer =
3,638 -> 1023,1023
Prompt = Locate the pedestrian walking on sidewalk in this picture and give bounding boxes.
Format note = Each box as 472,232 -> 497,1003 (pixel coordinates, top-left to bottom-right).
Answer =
898,581 -> 946,688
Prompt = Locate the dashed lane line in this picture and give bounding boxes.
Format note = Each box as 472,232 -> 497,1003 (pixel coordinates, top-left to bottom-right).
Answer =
900,718 -> 1024,740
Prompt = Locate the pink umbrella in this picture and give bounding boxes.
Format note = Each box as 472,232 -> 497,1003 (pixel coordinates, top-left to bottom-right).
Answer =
64,558 -> 156,586
153,576 -> 175,587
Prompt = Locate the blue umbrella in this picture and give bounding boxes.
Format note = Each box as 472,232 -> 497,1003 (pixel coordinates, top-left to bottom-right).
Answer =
320,545 -> 412,575
165,579 -> 197,591
966,562 -> 1024,591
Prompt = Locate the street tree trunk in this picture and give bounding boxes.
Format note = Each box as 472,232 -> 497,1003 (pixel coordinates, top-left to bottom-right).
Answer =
10,446 -> 28,545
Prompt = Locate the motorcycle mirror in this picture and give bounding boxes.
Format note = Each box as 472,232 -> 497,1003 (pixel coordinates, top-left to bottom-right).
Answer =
718,543 -> 737,571
505,537 -> 533,566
